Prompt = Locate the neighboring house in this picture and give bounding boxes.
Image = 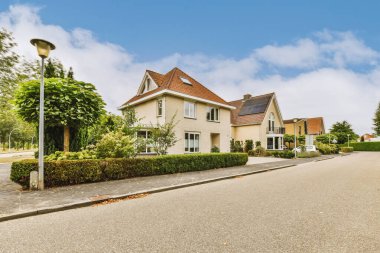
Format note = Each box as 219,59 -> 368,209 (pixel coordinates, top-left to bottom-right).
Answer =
229,93 -> 285,150
119,67 -> 235,154
361,133 -> 380,142
284,117 -> 326,146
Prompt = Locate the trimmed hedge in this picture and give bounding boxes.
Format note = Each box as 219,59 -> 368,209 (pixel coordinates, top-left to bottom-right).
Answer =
267,150 -> 295,159
341,147 -> 354,153
340,142 -> 380,151
11,153 -> 248,189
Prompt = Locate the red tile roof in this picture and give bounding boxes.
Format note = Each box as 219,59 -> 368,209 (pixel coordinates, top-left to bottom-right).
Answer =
121,67 -> 230,107
229,93 -> 274,126
306,117 -> 325,135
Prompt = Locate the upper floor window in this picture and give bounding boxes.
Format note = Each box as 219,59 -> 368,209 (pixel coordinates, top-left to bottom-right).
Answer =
157,99 -> 163,117
207,107 -> 219,122
184,101 -> 196,118
268,113 -> 275,131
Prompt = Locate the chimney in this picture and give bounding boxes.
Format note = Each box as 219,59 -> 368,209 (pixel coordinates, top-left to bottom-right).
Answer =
243,94 -> 252,100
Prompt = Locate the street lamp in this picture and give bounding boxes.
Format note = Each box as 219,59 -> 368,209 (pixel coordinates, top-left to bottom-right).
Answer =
347,134 -> 350,148
30,38 -> 55,190
293,118 -> 298,158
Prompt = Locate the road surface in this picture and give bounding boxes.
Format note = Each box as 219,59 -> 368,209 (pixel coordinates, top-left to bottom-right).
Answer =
0,152 -> 379,252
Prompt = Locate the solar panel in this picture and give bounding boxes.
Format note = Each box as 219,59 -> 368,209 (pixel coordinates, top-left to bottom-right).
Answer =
238,96 -> 271,116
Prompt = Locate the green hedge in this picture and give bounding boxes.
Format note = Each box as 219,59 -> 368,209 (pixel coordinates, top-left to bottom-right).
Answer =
11,153 -> 248,189
341,147 -> 354,153
266,150 -> 295,159
340,142 -> 380,151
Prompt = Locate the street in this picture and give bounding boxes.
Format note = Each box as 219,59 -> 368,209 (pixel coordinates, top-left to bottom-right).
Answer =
0,152 -> 379,252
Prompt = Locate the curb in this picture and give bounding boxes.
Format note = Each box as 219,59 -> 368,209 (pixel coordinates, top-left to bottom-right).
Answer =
0,164 -> 296,223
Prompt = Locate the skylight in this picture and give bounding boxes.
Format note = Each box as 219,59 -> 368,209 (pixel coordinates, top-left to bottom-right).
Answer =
180,77 -> 192,85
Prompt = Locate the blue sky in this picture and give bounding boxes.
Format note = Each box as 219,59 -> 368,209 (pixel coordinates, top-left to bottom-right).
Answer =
1,0 -> 380,61
0,1 -> 379,134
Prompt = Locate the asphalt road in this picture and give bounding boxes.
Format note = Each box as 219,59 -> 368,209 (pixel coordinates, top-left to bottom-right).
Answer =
0,152 -> 379,252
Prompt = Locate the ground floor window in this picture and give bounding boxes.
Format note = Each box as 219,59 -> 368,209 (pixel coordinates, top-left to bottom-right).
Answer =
267,136 -> 283,150
137,130 -> 154,153
185,132 -> 200,152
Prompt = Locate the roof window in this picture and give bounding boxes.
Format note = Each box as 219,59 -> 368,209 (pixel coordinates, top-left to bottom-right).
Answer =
180,77 -> 192,85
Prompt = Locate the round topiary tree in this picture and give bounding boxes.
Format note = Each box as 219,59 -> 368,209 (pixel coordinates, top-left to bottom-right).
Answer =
15,78 -> 105,152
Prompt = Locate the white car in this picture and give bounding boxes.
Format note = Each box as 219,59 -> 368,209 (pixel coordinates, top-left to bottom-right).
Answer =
293,145 -> 317,153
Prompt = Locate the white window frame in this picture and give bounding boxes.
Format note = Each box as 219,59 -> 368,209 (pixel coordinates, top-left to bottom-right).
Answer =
137,130 -> 154,154
207,107 -> 219,122
185,132 -> 200,153
184,101 -> 196,119
157,99 -> 163,117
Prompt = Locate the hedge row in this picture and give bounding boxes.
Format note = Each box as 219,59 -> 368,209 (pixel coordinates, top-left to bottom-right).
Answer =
340,142 -> 380,151
341,147 -> 354,153
11,153 -> 248,189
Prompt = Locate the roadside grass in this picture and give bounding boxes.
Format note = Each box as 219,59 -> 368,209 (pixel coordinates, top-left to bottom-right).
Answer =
0,156 -> 34,164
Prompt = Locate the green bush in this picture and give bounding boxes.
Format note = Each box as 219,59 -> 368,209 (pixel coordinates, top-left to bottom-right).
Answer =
341,147 -> 354,153
340,142 -> 380,151
255,141 -> 261,147
244,139 -> 253,153
297,151 -> 321,158
45,150 -> 97,161
317,143 -> 332,155
267,150 -> 295,159
11,153 -> 248,189
251,146 -> 268,157
210,146 -> 220,153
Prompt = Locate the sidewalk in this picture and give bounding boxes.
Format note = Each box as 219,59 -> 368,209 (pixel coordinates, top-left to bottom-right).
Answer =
0,155 -> 339,222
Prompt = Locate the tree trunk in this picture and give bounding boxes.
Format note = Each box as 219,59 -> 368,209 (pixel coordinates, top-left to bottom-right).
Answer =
63,126 -> 70,152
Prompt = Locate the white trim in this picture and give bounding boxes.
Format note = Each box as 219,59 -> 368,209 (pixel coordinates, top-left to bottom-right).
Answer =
118,89 -> 236,110
137,72 -> 159,95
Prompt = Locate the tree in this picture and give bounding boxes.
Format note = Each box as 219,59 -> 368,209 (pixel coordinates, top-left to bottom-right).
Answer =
283,134 -> 294,148
87,113 -> 123,145
44,58 -> 65,78
67,67 -> 74,79
316,133 -> 338,144
15,78 -> 105,153
330,121 -> 358,144
0,28 -> 19,110
373,102 -> 380,135
149,115 -> 178,155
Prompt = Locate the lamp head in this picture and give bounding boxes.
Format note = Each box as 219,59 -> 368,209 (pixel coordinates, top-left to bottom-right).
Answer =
30,39 -> 55,58
293,118 -> 297,123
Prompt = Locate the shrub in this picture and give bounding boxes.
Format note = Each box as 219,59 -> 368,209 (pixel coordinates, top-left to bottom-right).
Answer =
255,141 -> 261,147
230,139 -> 244,152
211,146 -> 220,153
341,147 -> 354,153
96,131 -> 136,158
317,143 -> 332,155
11,153 -> 248,189
252,146 -> 268,157
45,150 -> 97,161
244,139 -> 253,153
267,150 -> 294,159
297,151 -> 321,158
340,142 -> 380,151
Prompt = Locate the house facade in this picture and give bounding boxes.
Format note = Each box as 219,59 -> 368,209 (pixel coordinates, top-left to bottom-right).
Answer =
229,93 -> 285,150
284,117 -> 326,146
119,67 -> 235,154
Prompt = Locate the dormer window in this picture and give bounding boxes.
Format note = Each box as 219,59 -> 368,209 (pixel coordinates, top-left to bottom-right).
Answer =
180,77 -> 192,85
143,78 -> 151,93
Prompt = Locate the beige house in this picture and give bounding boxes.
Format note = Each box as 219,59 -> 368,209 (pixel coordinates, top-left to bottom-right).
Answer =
119,67 -> 235,154
229,93 -> 285,150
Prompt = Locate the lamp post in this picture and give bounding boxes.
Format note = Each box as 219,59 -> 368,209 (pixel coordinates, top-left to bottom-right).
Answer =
30,38 -> 55,190
8,128 -> 19,151
293,118 -> 298,158
347,134 -> 350,148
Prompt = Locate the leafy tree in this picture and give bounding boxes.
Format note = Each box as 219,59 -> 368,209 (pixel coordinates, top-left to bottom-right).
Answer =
374,102 -> 380,135
0,28 -> 19,110
15,78 -> 105,153
316,133 -> 338,144
87,113 -> 123,145
283,134 -> 294,148
330,121 -> 358,144
67,67 -> 74,79
298,135 -> 305,144
44,58 -> 65,78
149,115 -> 178,155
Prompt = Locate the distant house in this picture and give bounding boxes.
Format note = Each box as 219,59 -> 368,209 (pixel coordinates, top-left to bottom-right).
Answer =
284,117 -> 325,146
119,67 -> 235,154
361,133 -> 379,142
229,93 -> 285,150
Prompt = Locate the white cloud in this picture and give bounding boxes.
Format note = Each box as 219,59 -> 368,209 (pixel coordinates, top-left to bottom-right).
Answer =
1,4 -> 379,134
